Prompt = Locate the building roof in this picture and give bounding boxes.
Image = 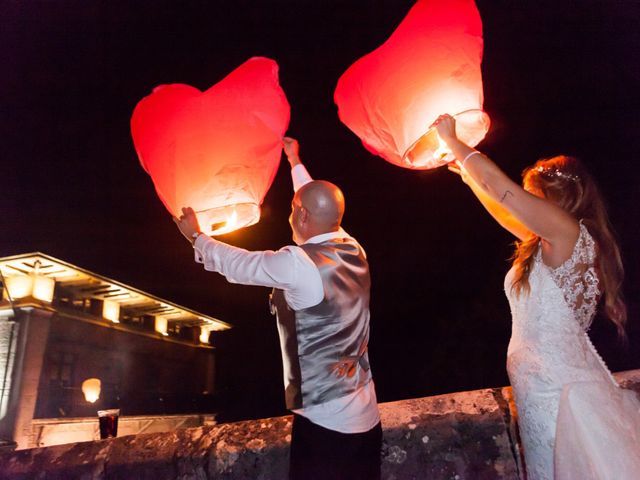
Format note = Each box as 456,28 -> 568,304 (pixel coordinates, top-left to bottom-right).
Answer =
0,252 -> 231,335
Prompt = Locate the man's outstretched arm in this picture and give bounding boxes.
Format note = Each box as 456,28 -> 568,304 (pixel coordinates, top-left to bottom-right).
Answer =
173,206 -> 294,287
283,137 -> 312,192
173,206 -> 323,308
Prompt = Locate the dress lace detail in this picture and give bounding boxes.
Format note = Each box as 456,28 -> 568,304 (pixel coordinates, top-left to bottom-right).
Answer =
503,221 -> 640,479
536,221 -> 600,331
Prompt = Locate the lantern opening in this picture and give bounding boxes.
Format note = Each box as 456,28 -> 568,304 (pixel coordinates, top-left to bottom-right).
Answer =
402,109 -> 490,169
197,202 -> 260,236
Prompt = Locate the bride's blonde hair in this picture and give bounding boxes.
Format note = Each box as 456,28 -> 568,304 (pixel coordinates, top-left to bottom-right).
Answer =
510,155 -> 627,336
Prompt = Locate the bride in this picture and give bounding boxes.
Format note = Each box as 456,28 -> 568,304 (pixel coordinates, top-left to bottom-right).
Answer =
433,114 -> 640,479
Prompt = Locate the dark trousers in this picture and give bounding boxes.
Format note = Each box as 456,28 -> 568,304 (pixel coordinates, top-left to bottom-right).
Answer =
289,413 -> 382,480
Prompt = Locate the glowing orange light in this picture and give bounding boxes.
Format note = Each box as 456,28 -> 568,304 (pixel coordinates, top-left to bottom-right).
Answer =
3,261 -> 55,303
33,275 -> 55,303
131,57 -> 290,235
102,300 -> 120,323
82,378 -> 101,403
154,317 -> 169,336
199,326 -> 211,344
4,275 -> 33,300
335,0 -> 490,169
213,210 -> 239,236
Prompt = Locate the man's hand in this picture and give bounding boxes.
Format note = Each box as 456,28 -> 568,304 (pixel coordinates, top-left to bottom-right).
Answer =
282,137 -> 301,167
173,207 -> 202,244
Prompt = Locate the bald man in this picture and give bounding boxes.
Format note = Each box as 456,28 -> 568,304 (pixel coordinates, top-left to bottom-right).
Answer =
174,137 -> 381,480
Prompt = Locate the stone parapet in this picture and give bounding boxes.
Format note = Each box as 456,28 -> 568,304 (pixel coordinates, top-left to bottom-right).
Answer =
28,413 -> 217,449
1,370 -> 638,480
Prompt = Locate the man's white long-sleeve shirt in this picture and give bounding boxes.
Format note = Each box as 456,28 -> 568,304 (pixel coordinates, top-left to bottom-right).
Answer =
193,164 -> 379,433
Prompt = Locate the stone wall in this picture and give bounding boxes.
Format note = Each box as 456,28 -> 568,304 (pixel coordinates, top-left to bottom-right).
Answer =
1,370 -> 638,480
28,413 -> 217,449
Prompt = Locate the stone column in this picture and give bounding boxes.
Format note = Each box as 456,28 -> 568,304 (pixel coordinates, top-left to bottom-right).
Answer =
0,312 -> 20,442
2,308 -> 53,449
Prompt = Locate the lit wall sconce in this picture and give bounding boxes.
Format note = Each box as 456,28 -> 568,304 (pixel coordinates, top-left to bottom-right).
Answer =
33,274 -> 55,302
199,326 -> 212,344
82,378 -> 101,403
3,261 -> 55,303
4,275 -> 33,300
155,317 -> 169,336
102,300 -> 120,323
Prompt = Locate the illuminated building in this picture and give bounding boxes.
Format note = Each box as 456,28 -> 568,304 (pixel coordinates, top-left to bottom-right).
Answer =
0,252 -> 230,449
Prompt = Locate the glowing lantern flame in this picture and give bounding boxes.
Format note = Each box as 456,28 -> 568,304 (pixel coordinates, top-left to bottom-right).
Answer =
212,210 -> 239,236
432,134 -> 451,162
335,0 -> 490,169
82,378 -> 101,403
131,57 -> 290,235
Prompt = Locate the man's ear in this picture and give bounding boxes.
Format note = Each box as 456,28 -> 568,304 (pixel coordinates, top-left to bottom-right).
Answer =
299,206 -> 310,224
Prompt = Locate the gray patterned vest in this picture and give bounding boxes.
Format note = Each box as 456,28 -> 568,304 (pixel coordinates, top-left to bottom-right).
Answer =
270,237 -> 372,410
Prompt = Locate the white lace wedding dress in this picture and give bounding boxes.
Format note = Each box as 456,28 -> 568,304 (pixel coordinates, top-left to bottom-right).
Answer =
505,222 -> 640,479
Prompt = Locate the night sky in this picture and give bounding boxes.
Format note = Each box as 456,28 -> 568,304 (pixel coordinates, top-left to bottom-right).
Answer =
3,1 -> 639,421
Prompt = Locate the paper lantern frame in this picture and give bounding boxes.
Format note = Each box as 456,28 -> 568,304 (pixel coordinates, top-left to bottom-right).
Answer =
402,109 -> 490,169
197,202 -> 258,236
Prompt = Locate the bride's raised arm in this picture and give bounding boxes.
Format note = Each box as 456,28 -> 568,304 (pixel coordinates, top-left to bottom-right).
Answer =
447,161 -> 530,241
435,114 -> 579,262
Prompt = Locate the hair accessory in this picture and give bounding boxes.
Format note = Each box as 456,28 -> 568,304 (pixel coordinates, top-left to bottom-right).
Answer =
534,166 -> 579,182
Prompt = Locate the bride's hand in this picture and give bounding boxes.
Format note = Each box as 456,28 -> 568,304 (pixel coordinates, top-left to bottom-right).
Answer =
447,160 -> 470,185
432,114 -> 457,144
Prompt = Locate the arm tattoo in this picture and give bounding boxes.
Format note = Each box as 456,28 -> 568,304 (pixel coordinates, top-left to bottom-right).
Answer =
500,190 -> 514,203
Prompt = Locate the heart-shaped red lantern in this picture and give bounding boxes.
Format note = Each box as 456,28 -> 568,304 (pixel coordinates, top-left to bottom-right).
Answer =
131,57 -> 290,235
335,0 -> 489,170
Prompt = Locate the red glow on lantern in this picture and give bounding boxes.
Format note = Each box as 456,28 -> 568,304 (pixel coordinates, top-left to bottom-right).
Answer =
131,57 -> 290,235
335,0 -> 489,170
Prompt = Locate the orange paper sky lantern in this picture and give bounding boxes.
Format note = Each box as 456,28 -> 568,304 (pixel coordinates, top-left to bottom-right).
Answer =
335,0 -> 489,170
131,57 -> 290,235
